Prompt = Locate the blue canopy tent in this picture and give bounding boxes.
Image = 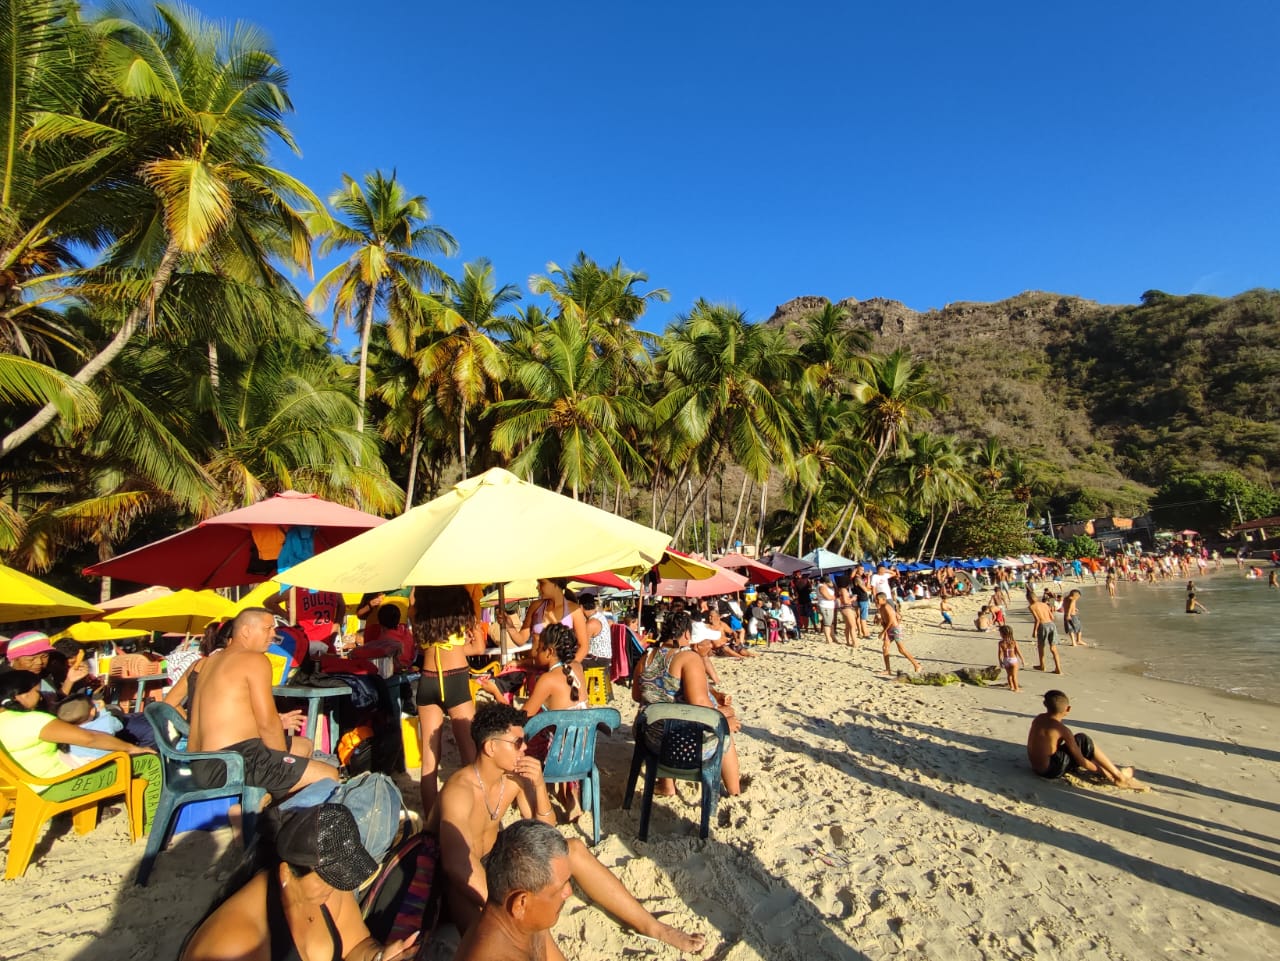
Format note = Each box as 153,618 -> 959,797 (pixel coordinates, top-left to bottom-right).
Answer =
801,547 -> 858,575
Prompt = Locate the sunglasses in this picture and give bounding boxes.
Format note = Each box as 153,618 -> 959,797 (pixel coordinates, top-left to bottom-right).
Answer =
491,736 -> 527,749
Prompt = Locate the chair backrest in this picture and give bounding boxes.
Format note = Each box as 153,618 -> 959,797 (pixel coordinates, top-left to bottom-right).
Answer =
635,703 -> 727,774
143,701 -> 190,764
523,707 -> 621,780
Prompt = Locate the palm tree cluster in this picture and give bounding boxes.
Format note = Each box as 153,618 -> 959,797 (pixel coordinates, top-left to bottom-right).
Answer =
0,1 -> 1043,579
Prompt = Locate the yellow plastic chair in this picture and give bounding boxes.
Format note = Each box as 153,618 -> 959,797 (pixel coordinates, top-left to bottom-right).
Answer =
0,742 -> 143,879
583,665 -> 612,705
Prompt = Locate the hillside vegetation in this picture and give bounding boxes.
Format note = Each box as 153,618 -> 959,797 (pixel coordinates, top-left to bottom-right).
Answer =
766,288 -> 1280,516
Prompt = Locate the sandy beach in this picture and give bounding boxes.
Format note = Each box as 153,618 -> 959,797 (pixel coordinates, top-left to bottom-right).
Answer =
3,582 -> 1278,960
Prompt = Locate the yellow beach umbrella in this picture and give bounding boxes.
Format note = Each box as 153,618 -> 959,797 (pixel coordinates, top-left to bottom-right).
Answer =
52,621 -> 151,644
0,564 -> 101,623
105,588 -> 237,635
279,468 -> 673,592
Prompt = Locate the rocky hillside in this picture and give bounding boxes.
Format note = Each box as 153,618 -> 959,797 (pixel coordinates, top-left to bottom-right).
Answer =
765,288 -> 1280,513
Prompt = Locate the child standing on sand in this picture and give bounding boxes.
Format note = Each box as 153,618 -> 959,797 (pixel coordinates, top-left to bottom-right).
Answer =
996,625 -> 1024,691
939,596 -> 955,629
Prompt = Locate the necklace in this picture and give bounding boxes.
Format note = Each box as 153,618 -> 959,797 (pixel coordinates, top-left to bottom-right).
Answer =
473,762 -> 504,820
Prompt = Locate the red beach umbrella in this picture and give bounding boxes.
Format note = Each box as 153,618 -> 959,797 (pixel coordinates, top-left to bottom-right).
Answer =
85,491 -> 385,590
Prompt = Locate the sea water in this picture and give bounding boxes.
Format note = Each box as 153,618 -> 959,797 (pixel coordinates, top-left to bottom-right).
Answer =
1069,570 -> 1280,705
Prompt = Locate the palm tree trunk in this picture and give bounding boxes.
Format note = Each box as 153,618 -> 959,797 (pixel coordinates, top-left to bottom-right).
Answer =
928,505 -> 952,561
457,403 -> 468,480
727,474 -> 749,548
1,240 -> 183,458
403,410 -> 423,514
704,481 -> 712,556
821,436 -> 893,549
356,294 -> 376,440
916,507 -> 937,562
208,341 -> 220,393
821,500 -> 854,550
782,489 -> 815,555
754,469 -> 769,552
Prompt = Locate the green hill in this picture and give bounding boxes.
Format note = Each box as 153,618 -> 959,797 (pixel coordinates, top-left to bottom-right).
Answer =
766,288 -> 1280,516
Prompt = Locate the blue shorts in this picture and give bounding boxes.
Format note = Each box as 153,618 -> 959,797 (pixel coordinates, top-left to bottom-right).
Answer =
728,616 -> 742,631
858,601 -> 871,619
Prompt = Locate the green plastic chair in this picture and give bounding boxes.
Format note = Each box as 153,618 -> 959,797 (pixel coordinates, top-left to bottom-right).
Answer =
136,702 -> 267,885
623,703 -> 728,840
523,707 -> 620,845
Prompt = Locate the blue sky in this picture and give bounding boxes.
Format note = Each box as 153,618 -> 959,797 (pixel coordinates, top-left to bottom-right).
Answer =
190,0 -> 1277,334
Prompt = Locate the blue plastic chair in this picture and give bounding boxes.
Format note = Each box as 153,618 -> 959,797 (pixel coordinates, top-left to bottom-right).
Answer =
523,707 -> 620,845
623,703 -> 728,841
137,702 -> 267,885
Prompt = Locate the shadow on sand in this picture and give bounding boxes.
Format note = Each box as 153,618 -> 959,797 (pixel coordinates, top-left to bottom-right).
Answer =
744,706 -> 1280,928
588,722 -> 871,961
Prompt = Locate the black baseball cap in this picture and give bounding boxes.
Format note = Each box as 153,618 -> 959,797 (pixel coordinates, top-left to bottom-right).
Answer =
274,804 -> 378,891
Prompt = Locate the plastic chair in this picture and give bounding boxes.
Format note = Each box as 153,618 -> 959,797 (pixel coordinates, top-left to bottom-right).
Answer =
0,740 -> 143,879
583,665 -> 612,705
523,707 -> 620,845
623,703 -> 728,841
137,702 -> 267,885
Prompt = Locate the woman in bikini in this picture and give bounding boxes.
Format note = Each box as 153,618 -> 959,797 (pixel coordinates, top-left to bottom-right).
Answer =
413,585 -> 488,818
505,577 -> 591,662
835,574 -> 859,647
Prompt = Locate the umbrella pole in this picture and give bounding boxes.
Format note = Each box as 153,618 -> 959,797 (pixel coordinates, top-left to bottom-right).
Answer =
498,584 -> 509,663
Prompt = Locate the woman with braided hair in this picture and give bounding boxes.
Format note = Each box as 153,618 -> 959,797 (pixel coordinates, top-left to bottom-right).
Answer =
522,623 -> 588,818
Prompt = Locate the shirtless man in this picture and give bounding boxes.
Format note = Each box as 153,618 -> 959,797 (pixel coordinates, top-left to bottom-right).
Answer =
1028,594 -> 1062,674
454,819 -> 572,961
432,703 -> 706,955
188,607 -> 338,797
1061,589 -> 1085,647
875,592 -> 921,675
1027,690 -> 1145,790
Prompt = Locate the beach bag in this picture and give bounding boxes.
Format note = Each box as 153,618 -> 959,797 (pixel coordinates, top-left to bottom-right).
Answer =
337,724 -> 375,769
329,772 -> 402,863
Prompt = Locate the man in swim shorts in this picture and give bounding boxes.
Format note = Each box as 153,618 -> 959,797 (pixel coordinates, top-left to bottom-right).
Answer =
1028,594 -> 1062,674
1062,589 -> 1084,646
876,592 -> 921,675
188,608 -> 338,797
1027,690 -> 1144,789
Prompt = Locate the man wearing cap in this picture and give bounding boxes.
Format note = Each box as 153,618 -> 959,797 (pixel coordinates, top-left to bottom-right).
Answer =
2,631 -> 90,710
431,702 -> 707,955
454,819 -> 572,961
188,607 -> 338,798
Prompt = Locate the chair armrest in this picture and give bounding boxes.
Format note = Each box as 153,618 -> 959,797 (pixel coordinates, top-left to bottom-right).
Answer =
7,750 -> 132,787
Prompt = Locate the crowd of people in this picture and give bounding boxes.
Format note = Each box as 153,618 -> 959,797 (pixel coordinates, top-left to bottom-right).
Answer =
4,537 -> 1270,958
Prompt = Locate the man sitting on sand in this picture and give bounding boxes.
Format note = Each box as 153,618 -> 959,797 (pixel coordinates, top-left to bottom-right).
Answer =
432,702 -> 706,954
454,819 -> 572,961
875,592 -> 921,675
188,607 -> 338,797
1028,593 -> 1062,674
1027,690 -> 1145,790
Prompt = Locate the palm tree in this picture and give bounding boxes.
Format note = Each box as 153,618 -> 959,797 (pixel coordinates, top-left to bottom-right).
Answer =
778,391 -> 860,555
653,301 -> 798,542
792,301 -> 871,396
903,432 -> 976,560
419,259 -> 517,478
2,2 -> 322,457
488,313 -> 650,498
308,169 -> 456,436
822,348 -> 948,549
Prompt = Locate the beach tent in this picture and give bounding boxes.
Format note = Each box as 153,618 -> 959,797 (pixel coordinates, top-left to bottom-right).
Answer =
85,491 -> 385,590
713,552 -> 786,584
800,548 -> 858,574
0,564 -> 101,623
655,550 -> 719,581
106,589 -> 238,635
757,552 -> 812,576
271,468 -> 672,592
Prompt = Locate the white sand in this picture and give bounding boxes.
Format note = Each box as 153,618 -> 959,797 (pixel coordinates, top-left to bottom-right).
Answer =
3,584 -> 1279,960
